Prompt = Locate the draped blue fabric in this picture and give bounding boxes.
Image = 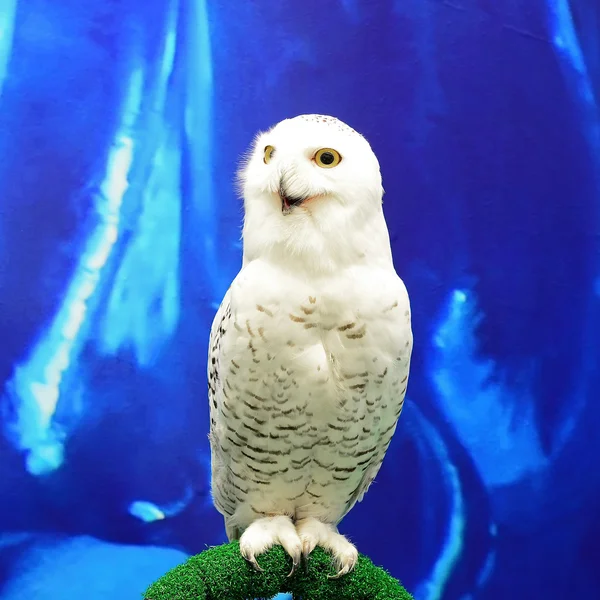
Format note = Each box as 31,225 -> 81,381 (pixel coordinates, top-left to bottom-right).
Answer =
0,1 -> 598,598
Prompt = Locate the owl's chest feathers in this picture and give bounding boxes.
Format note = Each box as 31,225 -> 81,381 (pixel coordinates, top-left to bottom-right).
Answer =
227,260 -> 411,412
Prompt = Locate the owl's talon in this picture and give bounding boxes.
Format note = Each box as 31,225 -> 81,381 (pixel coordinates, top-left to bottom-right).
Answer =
296,518 -> 358,580
287,559 -> 299,577
240,543 -> 264,572
247,555 -> 264,573
239,516 -> 301,576
327,565 -> 350,579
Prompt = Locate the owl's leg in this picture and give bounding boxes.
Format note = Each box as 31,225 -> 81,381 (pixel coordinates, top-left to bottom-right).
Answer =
239,515 -> 302,575
295,517 -> 358,578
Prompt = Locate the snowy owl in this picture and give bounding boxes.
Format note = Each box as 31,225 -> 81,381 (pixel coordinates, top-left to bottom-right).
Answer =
208,114 -> 412,577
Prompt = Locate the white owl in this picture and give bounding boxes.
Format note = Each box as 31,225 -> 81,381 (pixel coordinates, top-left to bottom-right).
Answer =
208,114 -> 412,577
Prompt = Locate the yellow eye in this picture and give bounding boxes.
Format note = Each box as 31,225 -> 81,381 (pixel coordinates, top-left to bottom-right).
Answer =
314,148 -> 341,168
264,145 -> 275,164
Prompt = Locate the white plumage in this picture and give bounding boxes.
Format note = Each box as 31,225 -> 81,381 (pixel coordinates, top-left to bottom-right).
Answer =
208,114 -> 412,577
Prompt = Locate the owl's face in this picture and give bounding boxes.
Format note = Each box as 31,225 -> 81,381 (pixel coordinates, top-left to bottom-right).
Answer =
239,115 -> 383,217
238,115 -> 390,271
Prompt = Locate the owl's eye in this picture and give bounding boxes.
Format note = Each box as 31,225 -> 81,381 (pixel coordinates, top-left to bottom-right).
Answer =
264,145 -> 275,164
314,148 -> 341,168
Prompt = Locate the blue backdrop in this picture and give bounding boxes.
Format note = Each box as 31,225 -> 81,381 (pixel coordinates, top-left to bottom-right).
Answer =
0,1 -> 598,598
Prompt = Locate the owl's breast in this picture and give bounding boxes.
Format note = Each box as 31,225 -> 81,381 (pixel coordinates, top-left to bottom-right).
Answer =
226,259 -> 411,404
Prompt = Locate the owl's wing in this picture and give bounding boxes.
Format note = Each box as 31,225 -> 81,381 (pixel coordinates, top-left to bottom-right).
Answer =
207,289 -> 234,521
337,312 -> 411,524
337,392 -> 405,523
208,289 -> 231,424
341,434 -> 395,520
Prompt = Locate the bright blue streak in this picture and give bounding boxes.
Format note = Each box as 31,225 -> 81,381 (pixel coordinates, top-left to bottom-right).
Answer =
98,4 -> 182,366
1,75 -> 138,475
128,501 -> 166,523
1,58 -> 170,473
0,536 -> 188,599
0,0 -> 17,97
412,405 -> 465,600
431,289 -> 547,487
184,0 -> 230,302
548,0 -> 594,102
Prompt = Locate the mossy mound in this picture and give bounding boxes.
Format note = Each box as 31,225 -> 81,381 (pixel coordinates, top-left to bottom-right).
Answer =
144,541 -> 413,600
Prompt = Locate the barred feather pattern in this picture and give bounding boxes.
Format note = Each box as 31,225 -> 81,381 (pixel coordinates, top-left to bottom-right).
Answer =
208,260 -> 412,538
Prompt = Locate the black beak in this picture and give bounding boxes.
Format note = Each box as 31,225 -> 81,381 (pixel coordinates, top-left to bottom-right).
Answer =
279,187 -> 306,215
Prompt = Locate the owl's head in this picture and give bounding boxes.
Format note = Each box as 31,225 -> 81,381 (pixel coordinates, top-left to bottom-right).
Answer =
238,115 -> 391,272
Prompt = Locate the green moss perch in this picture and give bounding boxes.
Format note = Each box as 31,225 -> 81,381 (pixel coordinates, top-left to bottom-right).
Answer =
144,541 -> 413,600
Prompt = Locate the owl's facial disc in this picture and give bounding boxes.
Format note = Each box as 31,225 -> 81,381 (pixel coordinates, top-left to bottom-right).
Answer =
262,141 -> 343,215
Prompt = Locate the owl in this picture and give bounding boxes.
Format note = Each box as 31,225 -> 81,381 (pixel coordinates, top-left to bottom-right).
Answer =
208,114 -> 412,577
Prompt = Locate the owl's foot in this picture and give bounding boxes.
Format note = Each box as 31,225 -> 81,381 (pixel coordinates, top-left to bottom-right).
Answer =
239,515 -> 302,576
295,517 -> 358,578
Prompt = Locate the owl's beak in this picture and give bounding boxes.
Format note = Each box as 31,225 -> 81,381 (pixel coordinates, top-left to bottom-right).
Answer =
279,179 -> 307,215
279,190 -> 306,215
